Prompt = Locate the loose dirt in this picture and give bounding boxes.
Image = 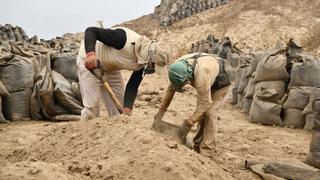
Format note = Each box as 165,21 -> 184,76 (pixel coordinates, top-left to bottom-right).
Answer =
1,0 -> 319,179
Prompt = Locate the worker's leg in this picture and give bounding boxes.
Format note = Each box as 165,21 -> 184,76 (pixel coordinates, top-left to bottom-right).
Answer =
77,58 -> 100,120
199,86 -> 230,157
199,107 -> 218,157
100,70 -> 124,117
193,116 -> 206,153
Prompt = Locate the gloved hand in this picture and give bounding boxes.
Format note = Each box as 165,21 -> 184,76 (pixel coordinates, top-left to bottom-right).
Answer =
85,52 -> 97,71
123,107 -> 132,116
154,108 -> 166,121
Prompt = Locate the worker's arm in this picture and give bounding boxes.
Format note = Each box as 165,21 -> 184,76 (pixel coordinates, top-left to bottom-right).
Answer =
154,83 -> 176,121
187,86 -> 212,125
84,27 -> 127,53
123,68 -> 144,115
83,27 -> 127,70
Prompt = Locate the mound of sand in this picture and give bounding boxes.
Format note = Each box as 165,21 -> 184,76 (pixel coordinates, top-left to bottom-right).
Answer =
1,0 -> 319,179
2,115 -> 234,180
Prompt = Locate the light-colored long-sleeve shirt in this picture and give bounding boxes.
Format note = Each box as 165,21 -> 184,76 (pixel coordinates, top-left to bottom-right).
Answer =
160,53 -> 220,125
78,27 -> 146,72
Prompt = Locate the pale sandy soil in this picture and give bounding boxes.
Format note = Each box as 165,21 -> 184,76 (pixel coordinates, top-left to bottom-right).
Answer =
1,0 -> 319,179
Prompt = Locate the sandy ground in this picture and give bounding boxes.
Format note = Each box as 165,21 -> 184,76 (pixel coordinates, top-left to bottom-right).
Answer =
0,73 -> 311,179
1,0 -> 319,179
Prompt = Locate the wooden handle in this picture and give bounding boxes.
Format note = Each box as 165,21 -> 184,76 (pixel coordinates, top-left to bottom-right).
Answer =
103,81 -> 123,113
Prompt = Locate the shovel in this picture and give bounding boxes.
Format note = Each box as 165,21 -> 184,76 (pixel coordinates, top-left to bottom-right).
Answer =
90,60 -> 123,114
152,119 -> 184,144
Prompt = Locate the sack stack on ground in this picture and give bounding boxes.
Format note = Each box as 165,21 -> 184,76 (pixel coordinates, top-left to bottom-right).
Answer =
249,44 -> 289,126
288,54 -> 320,130
0,24 -> 83,122
241,53 -> 261,114
189,36 -> 320,130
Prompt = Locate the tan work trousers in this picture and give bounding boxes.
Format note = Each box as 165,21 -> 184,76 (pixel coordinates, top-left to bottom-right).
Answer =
77,58 -> 124,120
193,86 -> 230,157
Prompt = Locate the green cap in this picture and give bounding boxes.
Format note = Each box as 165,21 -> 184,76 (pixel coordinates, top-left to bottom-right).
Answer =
168,60 -> 193,88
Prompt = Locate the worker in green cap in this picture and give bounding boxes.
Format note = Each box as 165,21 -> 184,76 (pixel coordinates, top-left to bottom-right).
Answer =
154,53 -> 233,157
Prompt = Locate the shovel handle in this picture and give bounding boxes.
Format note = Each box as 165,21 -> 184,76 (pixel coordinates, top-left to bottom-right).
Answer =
89,60 -> 123,114
102,81 -> 123,114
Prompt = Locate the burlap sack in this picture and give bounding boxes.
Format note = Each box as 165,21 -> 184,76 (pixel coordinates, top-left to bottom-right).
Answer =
255,81 -> 286,102
283,108 -> 304,128
286,38 -> 303,63
241,98 -> 252,114
249,96 -> 283,126
289,53 -> 320,88
302,88 -> 320,116
230,84 -> 238,105
246,53 -> 260,77
0,55 -> 34,93
3,88 -> 32,121
236,93 -> 244,109
217,37 -> 232,59
254,48 -> 289,83
52,53 -> 78,81
304,113 -> 314,131
283,87 -> 312,110
226,51 -> 240,68
52,71 -> 83,115
243,74 -> 255,99
237,67 -> 250,94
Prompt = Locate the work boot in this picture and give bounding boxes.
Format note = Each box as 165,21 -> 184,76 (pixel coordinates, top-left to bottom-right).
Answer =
179,121 -> 193,144
306,130 -> 320,169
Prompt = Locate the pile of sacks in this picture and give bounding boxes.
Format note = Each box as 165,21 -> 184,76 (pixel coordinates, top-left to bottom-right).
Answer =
0,24 -> 29,42
0,24 -> 83,123
154,0 -> 229,26
189,36 -> 320,130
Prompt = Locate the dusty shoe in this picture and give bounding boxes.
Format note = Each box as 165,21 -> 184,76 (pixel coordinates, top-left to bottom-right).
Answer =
193,145 -> 200,153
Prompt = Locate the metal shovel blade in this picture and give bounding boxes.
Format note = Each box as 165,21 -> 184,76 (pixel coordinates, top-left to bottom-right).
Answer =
152,119 -> 184,143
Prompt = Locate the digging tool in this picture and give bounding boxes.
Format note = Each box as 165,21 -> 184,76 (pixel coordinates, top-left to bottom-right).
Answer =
90,60 -> 123,114
152,119 -> 184,144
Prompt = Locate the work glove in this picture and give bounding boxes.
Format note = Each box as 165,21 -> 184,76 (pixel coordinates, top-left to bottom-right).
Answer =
85,52 -> 98,71
154,108 -> 166,121
123,107 -> 132,116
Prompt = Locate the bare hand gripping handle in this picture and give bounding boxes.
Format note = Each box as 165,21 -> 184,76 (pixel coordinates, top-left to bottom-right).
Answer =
90,60 -> 123,114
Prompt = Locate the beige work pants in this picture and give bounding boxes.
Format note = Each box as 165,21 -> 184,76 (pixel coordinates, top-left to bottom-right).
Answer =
193,86 -> 230,157
77,58 -> 124,120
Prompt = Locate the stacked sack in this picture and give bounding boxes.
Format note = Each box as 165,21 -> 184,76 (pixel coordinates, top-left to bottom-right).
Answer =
248,44 -> 289,126
234,54 -> 251,113
285,49 -> 320,129
189,35 -> 234,58
0,24 -> 29,43
240,53 -> 260,114
31,52 -> 83,121
189,35 -> 320,130
0,24 -> 83,122
154,0 -> 229,26
0,42 -> 37,121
